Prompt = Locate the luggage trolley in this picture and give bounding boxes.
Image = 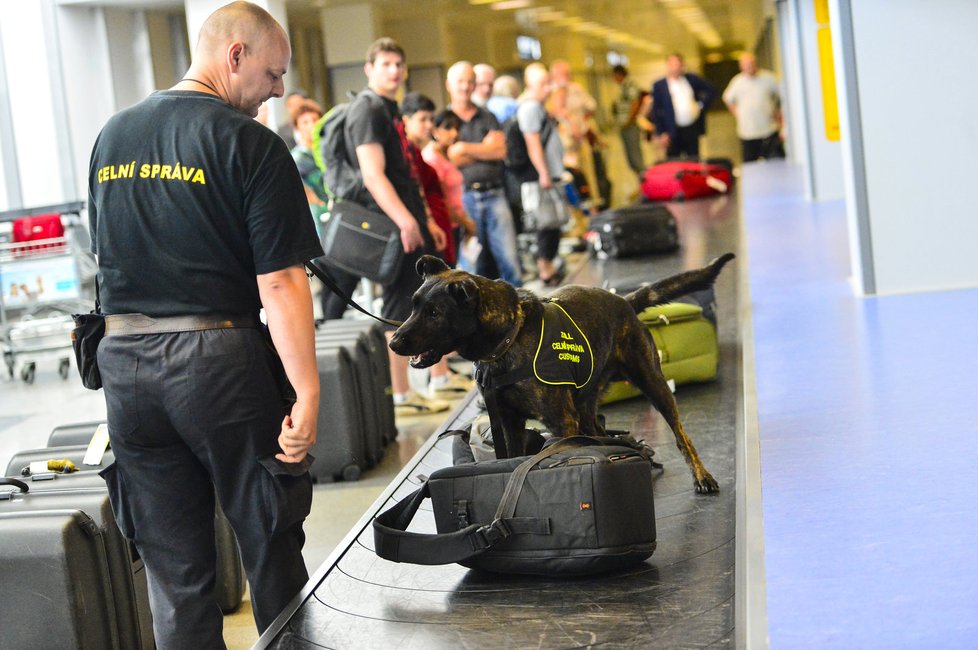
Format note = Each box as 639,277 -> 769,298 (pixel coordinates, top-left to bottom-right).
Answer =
0,206 -> 89,384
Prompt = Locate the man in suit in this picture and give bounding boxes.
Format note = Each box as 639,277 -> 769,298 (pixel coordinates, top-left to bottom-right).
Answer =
649,53 -> 717,159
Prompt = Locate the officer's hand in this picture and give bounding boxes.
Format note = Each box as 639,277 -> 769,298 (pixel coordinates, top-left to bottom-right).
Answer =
539,175 -> 554,189
400,220 -> 424,253
276,400 -> 318,463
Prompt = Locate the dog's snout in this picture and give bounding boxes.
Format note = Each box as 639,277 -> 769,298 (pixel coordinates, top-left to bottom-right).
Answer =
388,328 -> 406,353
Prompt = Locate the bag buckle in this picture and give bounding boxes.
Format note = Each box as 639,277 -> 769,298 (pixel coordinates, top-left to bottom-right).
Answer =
474,519 -> 511,549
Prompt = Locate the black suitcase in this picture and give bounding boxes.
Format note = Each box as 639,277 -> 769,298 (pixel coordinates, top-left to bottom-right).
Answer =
313,346 -> 367,482
47,420 -> 106,447
317,319 -> 396,445
316,332 -> 388,466
590,204 -> 679,258
0,477 -> 148,648
6,450 -> 246,615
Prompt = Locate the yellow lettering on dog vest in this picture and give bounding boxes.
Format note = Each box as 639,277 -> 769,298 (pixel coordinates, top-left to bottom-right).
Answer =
533,302 -> 594,388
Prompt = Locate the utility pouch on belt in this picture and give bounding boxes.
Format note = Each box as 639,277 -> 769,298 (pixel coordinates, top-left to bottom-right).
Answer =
373,431 -> 657,576
70,309 -> 105,391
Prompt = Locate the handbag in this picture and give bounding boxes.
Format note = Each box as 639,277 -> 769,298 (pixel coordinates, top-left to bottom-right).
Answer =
318,200 -> 403,286
520,181 -> 570,232
70,281 -> 104,391
601,301 -> 718,405
373,432 -> 657,576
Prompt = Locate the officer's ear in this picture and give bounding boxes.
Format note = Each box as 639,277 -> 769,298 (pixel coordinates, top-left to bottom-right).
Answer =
228,43 -> 244,72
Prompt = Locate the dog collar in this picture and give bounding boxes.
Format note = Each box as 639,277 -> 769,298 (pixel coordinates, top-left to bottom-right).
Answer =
482,308 -> 525,362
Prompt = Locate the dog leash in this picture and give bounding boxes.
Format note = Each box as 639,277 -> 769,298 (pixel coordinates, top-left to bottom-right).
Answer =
305,258 -> 403,328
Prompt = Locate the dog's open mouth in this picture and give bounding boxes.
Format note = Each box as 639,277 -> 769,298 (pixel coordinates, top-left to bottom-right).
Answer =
409,350 -> 442,369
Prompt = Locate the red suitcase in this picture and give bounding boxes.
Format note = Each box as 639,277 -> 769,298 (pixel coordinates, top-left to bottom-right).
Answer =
11,213 -> 66,254
641,161 -> 732,202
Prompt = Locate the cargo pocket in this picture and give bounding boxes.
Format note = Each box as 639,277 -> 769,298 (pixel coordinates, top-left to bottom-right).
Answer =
257,455 -> 314,535
99,462 -> 137,540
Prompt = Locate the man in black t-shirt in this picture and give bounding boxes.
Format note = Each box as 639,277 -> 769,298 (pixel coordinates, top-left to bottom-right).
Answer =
446,60 -> 523,287
332,37 -> 450,416
87,3 -> 321,644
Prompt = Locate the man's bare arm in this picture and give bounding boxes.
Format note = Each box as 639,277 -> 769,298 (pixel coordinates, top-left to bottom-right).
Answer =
356,142 -> 424,252
448,130 -> 506,166
524,130 -> 552,188
257,264 -> 319,463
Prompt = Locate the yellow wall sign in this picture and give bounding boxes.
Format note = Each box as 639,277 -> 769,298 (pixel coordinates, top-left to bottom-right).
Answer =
815,0 -> 840,142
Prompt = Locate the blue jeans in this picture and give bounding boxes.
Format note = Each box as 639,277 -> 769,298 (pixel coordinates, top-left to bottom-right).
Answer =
462,188 -> 522,287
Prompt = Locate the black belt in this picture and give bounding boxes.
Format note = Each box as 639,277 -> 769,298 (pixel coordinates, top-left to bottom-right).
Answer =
104,313 -> 260,337
466,181 -> 503,192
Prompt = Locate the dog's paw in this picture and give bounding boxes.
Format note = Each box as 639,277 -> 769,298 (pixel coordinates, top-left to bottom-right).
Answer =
694,473 -> 720,494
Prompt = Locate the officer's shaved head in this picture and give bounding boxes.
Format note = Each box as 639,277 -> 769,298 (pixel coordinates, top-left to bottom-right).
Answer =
194,1 -> 287,62
183,1 -> 291,117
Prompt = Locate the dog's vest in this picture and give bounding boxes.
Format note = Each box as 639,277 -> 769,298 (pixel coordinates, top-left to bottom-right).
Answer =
532,302 -> 594,389
473,301 -> 595,458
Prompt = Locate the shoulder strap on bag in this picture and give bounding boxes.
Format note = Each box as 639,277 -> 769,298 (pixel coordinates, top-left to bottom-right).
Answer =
305,258 -> 402,328
372,436 -> 597,566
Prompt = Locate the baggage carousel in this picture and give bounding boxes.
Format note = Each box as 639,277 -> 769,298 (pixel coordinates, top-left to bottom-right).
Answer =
257,195 -> 745,649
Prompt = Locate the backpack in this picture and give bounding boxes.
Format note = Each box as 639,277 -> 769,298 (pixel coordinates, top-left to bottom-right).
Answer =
316,91 -> 365,203
503,111 -> 554,183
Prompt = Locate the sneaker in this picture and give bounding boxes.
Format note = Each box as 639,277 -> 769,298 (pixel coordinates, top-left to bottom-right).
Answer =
394,390 -> 450,417
427,373 -> 475,399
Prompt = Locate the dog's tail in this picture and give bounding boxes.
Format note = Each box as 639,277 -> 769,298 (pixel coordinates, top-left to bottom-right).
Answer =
624,253 -> 735,313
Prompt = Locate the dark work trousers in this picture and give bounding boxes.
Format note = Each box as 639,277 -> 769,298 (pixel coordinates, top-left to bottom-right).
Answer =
98,327 -> 312,648
536,227 -> 561,262
320,267 -> 360,321
667,123 -> 701,159
741,132 -> 786,163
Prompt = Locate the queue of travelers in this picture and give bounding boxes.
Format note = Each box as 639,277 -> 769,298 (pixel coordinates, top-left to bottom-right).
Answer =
287,44 -> 786,410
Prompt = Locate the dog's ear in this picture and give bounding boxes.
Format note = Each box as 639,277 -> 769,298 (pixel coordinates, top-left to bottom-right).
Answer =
448,278 -> 479,309
416,254 -> 450,279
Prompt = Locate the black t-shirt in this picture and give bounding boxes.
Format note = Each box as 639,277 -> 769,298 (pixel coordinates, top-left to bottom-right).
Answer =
457,107 -> 505,187
343,88 -> 428,231
88,90 -> 323,317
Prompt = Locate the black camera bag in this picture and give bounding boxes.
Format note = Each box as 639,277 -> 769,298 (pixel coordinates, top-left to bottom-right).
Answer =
373,433 -> 657,576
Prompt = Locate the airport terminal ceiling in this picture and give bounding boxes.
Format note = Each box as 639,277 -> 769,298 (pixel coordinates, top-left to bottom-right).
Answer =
295,0 -> 769,55
62,0 -> 769,57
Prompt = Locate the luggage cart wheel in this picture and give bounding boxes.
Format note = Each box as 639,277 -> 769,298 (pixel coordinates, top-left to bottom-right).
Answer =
21,363 -> 36,385
341,464 -> 361,482
59,358 -> 70,380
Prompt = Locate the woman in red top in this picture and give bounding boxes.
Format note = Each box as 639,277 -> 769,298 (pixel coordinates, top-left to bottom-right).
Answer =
400,92 -> 475,397
401,93 -> 474,266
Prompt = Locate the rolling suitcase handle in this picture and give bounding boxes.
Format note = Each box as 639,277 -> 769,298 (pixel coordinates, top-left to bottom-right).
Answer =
0,477 -> 30,497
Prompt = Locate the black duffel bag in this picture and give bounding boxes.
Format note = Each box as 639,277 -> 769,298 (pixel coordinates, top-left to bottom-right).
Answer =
373,432 -> 657,576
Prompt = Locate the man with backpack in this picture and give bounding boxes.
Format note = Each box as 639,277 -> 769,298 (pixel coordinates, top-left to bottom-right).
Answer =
321,37 -> 451,416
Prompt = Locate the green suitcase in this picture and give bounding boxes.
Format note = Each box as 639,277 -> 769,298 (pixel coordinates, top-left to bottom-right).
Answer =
601,302 -> 718,405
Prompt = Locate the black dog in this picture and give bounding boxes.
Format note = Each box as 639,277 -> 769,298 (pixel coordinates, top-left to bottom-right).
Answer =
390,253 -> 734,493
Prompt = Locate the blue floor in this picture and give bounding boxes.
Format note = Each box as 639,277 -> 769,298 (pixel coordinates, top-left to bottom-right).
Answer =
743,162 -> 978,648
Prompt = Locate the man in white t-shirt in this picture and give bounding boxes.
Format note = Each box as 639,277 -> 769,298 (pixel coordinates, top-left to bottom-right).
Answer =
723,53 -> 785,162
649,53 -> 717,159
